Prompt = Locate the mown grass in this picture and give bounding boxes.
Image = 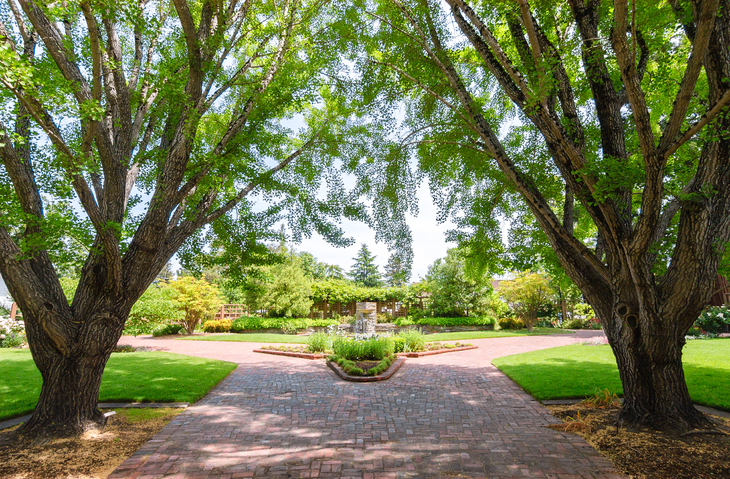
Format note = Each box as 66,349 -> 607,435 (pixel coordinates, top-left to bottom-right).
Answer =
424,328 -> 571,341
177,327 -> 570,344
177,333 -> 309,343
492,339 -> 730,411
0,350 -> 236,421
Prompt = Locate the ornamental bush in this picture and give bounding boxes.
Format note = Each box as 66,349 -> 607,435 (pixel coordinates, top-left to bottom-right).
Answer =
415,316 -> 495,327
230,317 -> 338,332
398,329 -> 425,352
332,336 -> 394,361
498,317 -> 526,330
307,332 -> 333,353
0,316 -> 25,348
202,319 -> 233,333
695,306 -> 730,334
152,323 -> 185,337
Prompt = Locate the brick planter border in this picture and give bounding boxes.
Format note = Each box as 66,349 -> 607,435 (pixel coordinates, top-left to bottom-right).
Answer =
397,345 -> 478,358
253,349 -> 326,360
328,357 -> 406,382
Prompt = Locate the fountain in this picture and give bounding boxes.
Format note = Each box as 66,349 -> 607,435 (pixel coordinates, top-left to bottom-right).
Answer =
353,302 -> 376,335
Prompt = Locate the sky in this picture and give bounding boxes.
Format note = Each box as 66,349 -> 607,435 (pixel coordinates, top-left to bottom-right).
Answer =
291,182 -> 455,282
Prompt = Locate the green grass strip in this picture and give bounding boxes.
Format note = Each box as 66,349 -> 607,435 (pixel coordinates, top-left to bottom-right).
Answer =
177,333 -> 309,343
424,328 -> 571,341
492,339 -> 730,411
0,350 -> 236,421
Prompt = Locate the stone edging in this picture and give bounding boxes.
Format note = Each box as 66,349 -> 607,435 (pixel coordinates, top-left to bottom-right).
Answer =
397,345 -> 478,358
328,357 -> 406,382
253,349 -> 326,359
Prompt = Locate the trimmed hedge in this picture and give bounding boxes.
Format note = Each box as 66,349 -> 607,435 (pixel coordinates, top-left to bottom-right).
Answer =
395,316 -> 496,327
230,317 -> 338,332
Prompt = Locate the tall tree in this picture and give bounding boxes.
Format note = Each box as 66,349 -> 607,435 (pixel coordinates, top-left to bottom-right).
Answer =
425,248 -> 493,317
358,0 -> 730,431
0,0 -> 358,439
384,253 -> 409,286
349,244 -> 384,287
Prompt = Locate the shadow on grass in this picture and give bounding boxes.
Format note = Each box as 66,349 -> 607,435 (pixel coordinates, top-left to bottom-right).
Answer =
0,351 -> 236,422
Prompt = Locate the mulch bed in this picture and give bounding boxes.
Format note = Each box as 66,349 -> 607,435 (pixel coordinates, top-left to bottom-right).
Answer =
397,345 -> 477,357
328,357 -> 406,382
546,403 -> 730,479
253,348 -> 327,359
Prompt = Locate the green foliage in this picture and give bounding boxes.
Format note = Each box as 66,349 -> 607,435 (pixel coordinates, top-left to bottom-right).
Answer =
307,332 -> 334,353
125,283 -> 185,336
425,248 -> 496,317
376,313 -> 392,323
168,277 -> 223,335
331,355 -> 396,376
260,255 -> 313,318
397,329 -> 425,352
415,316 -> 496,327
202,320 -> 233,333
695,306 -> 730,334
394,317 -> 415,326
349,244 -> 384,287
499,272 -> 554,331
152,323 -> 185,337
384,253 -> 410,286
498,317 -> 526,330
230,317 -> 338,331
392,336 -> 406,353
332,336 -> 394,361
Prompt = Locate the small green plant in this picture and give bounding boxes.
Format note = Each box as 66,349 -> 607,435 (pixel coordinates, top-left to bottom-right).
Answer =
307,332 -> 333,353
202,319 -> 233,333
152,323 -> 184,337
376,312 -> 392,323
562,318 -> 585,330
398,329 -> 426,352
581,388 -> 621,408
394,317 -> 415,326
392,336 -> 406,353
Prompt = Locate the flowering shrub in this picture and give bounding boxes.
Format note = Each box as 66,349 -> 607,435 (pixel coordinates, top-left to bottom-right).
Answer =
695,305 -> 730,334
0,316 -> 26,348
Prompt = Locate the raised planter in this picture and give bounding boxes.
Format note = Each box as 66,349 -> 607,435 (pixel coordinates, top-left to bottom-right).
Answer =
328,356 -> 406,382
253,349 -> 326,359
397,345 -> 477,357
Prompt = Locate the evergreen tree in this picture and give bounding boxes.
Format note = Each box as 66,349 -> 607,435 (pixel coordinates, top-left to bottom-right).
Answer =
349,244 -> 383,287
384,254 -> 410,286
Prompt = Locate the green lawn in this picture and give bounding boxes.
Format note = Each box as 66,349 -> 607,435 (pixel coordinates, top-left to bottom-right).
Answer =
0,350 -> 237,422
177,327 -> 570,344
424,328 -> 571,341
492,339 -> 730,411
178,333 -> 310,343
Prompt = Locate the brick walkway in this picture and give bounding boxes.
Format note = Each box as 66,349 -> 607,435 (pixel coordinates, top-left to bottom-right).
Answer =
110,332 -> 625,478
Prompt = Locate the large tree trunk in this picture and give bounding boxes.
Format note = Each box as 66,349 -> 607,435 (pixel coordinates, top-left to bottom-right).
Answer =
610,319 -> 707,431
14,303 -> 127,442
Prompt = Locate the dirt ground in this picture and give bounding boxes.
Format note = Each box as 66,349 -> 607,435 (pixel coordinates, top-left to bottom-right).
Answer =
546,403 -> 730,479
0,408 -> 183,479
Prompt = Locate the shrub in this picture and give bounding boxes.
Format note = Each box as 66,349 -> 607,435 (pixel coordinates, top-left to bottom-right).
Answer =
415,316 -> 495,327
0,317 -> 25,348
498,317 -> 526,330
113,344 -> 137,353
332,336 -> 394,361
307,332 -> 333,353
695,305 -> 730,334
562,318 -> 585,329
340,315 -> 354,324
394,317 -> 415,326
392,336 -> 406,353
376,313 -> 392,323
398,329 -> 426,352
152,323 -> 185,337
124,282 -> 184,336
331,355 -> 396,376
202,319 -> 232,333
408,308 -> 428,320
230,317 -> 338,332
281,321 -> 299,335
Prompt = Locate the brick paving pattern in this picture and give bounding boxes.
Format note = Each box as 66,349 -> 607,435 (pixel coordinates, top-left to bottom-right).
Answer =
110,332 -> 625,478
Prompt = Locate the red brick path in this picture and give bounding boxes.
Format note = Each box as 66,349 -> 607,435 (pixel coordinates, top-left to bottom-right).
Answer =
110,331 -> 625,478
